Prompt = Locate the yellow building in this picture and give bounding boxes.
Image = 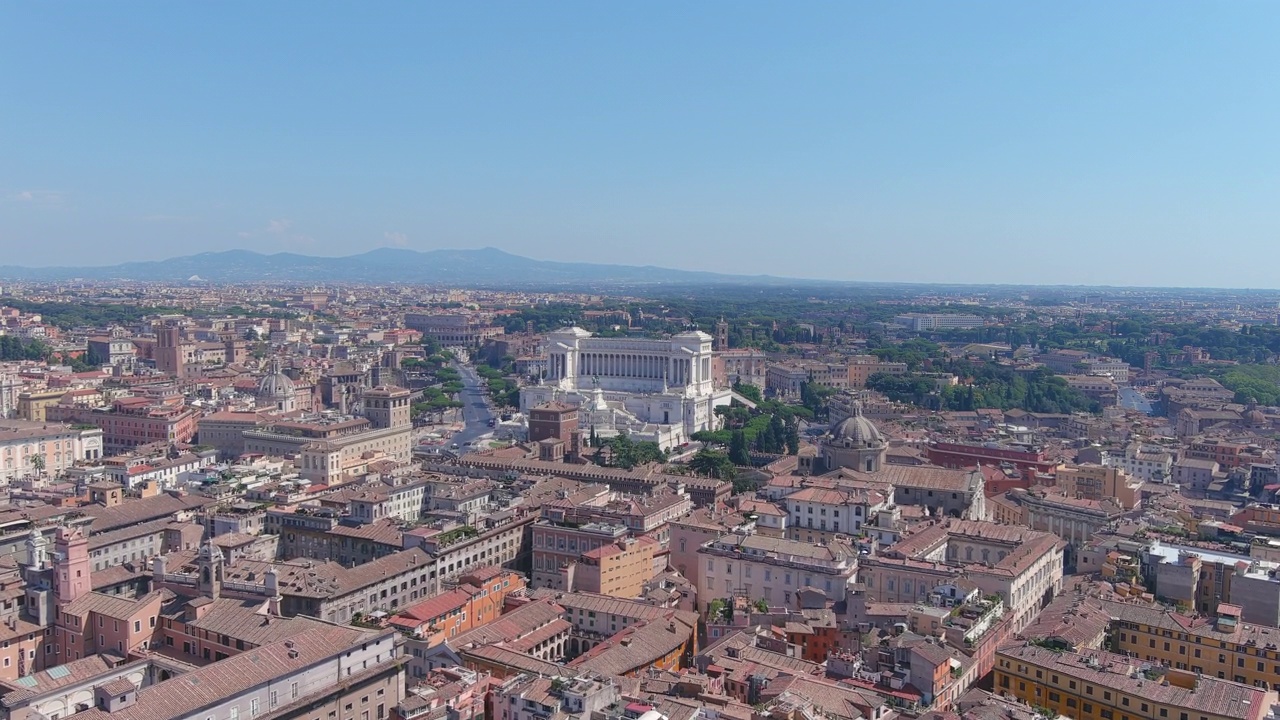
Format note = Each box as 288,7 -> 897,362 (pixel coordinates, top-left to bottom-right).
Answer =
986,492 -> 1025,525
565,536 -> 657,598
1107,601 -> 1280,689
1057,464 -> 1141,510
996,643 -> 1273,720
17,389 -> 67,422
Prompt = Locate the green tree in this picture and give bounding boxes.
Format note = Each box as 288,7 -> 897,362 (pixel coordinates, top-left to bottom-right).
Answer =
732,382 -> 763,404
728,430 -> 751,465
799,382 -> 835,419
688,449 -> 736,480
609,432 -> 638,469
767,414 -> 787,453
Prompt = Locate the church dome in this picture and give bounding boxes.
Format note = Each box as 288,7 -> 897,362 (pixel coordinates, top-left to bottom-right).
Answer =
257,357 -> 296,400
829,404 -> 884,448
1245,406 -> 1267,426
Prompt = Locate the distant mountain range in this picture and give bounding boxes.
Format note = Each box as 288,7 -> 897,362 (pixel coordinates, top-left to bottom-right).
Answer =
0,247 -> 796,287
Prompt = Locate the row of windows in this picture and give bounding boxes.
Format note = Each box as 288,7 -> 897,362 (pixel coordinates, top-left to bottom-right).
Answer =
706,561 -> 818,586
997,669 -> 1208,720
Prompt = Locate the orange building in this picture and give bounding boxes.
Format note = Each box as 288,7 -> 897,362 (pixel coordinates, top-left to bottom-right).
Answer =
387,567 -> 524,646
784,617 -> 841,664
1187,439 -> 1249,469
560,537 -> 656,598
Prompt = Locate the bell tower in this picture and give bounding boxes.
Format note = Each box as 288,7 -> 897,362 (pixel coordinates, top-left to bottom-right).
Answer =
26,528 -> 48,571
53,527 -> 90,606
197,540 -> 224,600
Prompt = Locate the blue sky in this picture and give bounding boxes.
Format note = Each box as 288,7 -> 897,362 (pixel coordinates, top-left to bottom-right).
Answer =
3,2 -> 1279,286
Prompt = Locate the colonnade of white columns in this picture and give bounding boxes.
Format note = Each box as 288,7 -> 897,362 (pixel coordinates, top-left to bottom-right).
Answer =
550,351 -> 699,386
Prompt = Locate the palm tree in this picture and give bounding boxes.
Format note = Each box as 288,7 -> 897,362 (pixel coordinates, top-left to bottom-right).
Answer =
30,454 -> 45,475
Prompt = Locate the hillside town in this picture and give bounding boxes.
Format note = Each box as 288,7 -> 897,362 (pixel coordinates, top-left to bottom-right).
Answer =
1,282 -> 1280,720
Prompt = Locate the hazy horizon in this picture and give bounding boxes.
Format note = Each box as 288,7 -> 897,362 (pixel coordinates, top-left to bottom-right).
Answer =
4,3 -> 1280,287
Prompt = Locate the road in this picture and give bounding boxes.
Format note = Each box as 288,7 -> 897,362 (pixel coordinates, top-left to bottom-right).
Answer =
448,362 -> 496,451
1118,386 -> 1156,415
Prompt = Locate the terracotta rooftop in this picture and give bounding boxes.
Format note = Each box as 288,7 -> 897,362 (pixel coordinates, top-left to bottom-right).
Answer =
74,626 -> 382,720
998,643 -> 1268,720
0,655 -> 114,705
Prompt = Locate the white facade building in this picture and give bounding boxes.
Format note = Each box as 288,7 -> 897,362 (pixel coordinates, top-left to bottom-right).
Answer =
698,531 -> 858,612
0,421 -> 104,484
1080,357 -> 1130,384
893,313 -> 984,332
0,366 -> 20,419
520,328 -> 731,448
1105,443 -> 1173,482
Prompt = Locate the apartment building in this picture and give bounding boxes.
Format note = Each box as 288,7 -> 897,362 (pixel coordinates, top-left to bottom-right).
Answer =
558,537 -> 657,598
154,545 -> 437,624
47,397 -> 198,452
1173,458 -> 1221,494
539,486 -> 692,541
996,644 -> 1270,720
410,514 -> 533,596
1056,464 -> 1140,507
1186,440 -> 1254,469
860,520 -> 1063,631
667,506 -> 750,589
1108,601 -> 1280,689
488,675 -> 621,720
104,451 -> 211,491
1146,542 -> 1273,618
530,521 -> 629,589
75,627 -> 403,720
698,531 -> 858,611
1107,444 -> 1173,483
0,421 -> 104,484
16,389 -> 67,422
88,518 -> 203,572
387,567 -> 524,646
843,356 -> 908,389
782,486 -> 888,543
538,590 -> 699,672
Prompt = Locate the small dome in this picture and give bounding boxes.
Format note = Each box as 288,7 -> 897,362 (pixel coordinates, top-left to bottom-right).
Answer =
258,371 -> 295,399
829,403 -> 884,448
1245,409 -> 1266,426
257,357 -> 296,400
